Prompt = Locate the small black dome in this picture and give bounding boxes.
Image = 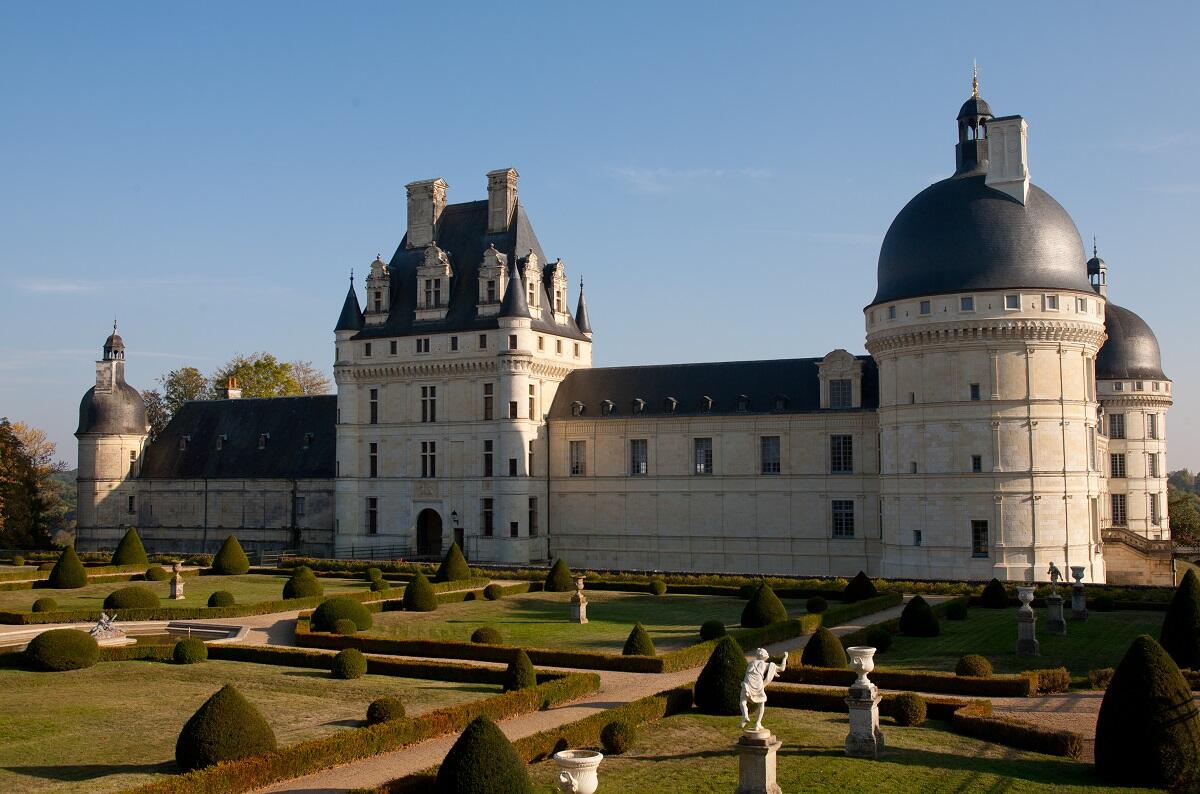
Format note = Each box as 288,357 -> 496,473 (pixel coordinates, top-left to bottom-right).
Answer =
76,382 -> 148,436
958,95 -> 993,121
1097,303 -> 1167,381
104,332 -> 125,350
872,174 -> 1093,305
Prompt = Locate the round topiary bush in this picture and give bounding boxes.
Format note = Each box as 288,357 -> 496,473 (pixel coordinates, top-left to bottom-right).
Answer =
898,595 -> 940,637
435,542 -> 472,583
1096,634 -> 1200,787
104,585 -> 161,610
623,623 -> 656,656
282,569 -> 323,599
946,599 -> 969,621
601,720 -> 636,755
331,648 -> 367,679
366,696 -> 406,725
433,714 -> 533,794
48,546 -> 87,589
545,558 -> 574,592
741,583 -> 788,628
364,567 -> 383,582
403,571 -> 438,612
979,578 -> 1010,609
649,579 -> 667,596
369,579 -> 391,593
311,597 -> 373,632
111,527 -> 149,566
211,535 -> 249,575
471,627 -> 502,645
695,636 -> 745,715
31,597 -> 58,613
334,619 -> 358,636
955,654 -> 993,678
145,565 -> 170,582
207,590 -> 235,608
892,692 -> 927,726
503,650 -> 537,692
1161,569 -> 1200,670
842,571 -> 878,603
173,637 -> 208,664
801,626 -> 848,668
699,619 -> 727,641
175,684 -> 276,771
805,596 -> 828,614
866,627 -> 893,653
1093,595 -> 1117,612
25,628 -> 99,671
483,584 -> 504,601
12,554 -> 24,566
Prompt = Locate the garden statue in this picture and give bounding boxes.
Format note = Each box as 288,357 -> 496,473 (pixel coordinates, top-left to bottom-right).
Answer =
571,576 -> 588,624
1070,565 -> 1088,620
89,612 -> 124,640
844,645 -> 885,758
1016,586 -> 1040,656
739,648 -> 788,731
554,749 -> 603,794
734,647 -> 787,793
169,561 -> 186,600
1045,562 -> 1066,635
1047,561 -> 1063,594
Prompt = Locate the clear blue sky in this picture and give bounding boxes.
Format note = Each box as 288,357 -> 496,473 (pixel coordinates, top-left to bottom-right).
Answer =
2,2 -> 1197,470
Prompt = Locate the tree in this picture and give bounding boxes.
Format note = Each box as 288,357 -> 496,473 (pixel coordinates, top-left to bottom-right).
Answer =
0,419 -> 67,549
141,389 -> 170,441
209,353 -> 302,399
160,366 -> 208,416
1170,488 -> 1200,547
289,360 -> 333,395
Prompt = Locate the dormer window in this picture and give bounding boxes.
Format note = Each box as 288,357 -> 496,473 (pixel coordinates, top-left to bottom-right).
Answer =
423,278 -> 442,308
215,434 -> 227,451
736,394 -> 750,412
179,435 -> 191,451
302,432 -> 314,449
632,398 -> 645,415
258,433 -> 270,449
601,399 -> 615,416
700,396 -> 713,413
774,394 -> 789,411
570,401 -> 585,417
663,397 -> 678,414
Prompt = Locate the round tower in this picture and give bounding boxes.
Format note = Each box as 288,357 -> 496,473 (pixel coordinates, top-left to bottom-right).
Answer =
865,85 -> 1108,583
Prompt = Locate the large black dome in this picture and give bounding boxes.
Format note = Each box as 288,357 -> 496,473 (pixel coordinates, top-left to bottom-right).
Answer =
872,174 -> 1094,306
1097,303 -> 1167,381
76,383 -> 148,436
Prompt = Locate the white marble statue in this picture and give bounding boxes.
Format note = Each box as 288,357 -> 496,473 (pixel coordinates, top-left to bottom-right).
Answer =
1047,561 -> 1063,594
739,648 -> 788,731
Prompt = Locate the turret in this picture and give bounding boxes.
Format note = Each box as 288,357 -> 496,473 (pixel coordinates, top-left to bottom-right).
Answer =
574,277 -> 592,338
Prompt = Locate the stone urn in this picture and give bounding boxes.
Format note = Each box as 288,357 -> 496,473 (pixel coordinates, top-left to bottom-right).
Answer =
1017,586 -> 1036,615
554,749 -> 603,794
1070,566 -> 1086,584
846,646 -> 877,688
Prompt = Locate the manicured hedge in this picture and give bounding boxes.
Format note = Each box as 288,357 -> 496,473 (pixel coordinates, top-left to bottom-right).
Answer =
312,597 -> 373,632
545,558 -> 574,592
211,535 -> 250,575
112,528 -> 150,566
176,684 -> 277,771
332,648 -> 367,679
104,586 -> 161,610
801,626 -> 847,668
777,664 -> 1036,697
434,542 -> 472,583
402,571 -> 438,612
48,546 -> 88,589
173,637 -> 208,664
25,628 -> 100,671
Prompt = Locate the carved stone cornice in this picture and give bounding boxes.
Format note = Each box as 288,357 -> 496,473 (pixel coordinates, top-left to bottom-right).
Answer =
866,320 -> 1106,355
336,359 -> 578,381
1097,393 -> 1173,409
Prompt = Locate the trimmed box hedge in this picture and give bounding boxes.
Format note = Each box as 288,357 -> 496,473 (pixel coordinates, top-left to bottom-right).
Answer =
778,664 -> 1036,697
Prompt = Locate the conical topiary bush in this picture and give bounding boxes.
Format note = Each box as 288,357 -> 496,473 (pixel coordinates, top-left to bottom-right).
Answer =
842,571 -> 878,603
175,684 -> 276,771
1162,569 -> 1200,670
211,535 -> 249,575
503,649 -> 537,692
898,595 -> 940,637
801,626 -> 847,668
433,714 -> 533,794
622,623 -> 656,656
48,545 -> 87,589
111,527 -> 149,567
403,570 -> 438,612
979,578 -> 1010,608
740,583 -> 788,628
435,541 -> 471,583
282,567 -> 323,599
1095,634 -> 1200,787
694,636 -> 745,715
545,558 -> 574,592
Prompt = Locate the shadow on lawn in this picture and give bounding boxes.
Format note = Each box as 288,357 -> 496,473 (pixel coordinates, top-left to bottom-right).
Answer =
5,761 -> 176,781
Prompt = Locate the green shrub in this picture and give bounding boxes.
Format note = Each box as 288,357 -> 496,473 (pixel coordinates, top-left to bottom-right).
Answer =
175,684 -> 276,771
892,692 -> 927,726
600,720 -> 636,754
622,623 -> 656,656
48,546 -> 87,589
955,654 -> 993,678
898,595 -> 940,637
483,584 -> 504,601
174,637 -> 208,664
11,555 -> 24,566
865,627 -> 893,653
801,626 -> 847,668
740,583 -> 788,628
545,558 -> 574,592
1029,667 -> 1071,694
435,542 -> 472,583
403,571 -> 438,612
331,648 -> 367,679
649,579 -> 667,596
1089,667 -> 1115,690
1161,569 -> 1200,670
207,590 -> 234,608
1096,634 -> 1200,787
104,585 -> 161,610
694,636 -> 744,715
699,619 -> 727,641
111,527 -> 149,566
842,571 -> 878,603
946,600 -> 969,620
311,597 -> 373,632
145,565 -> 170,582
25,628 -> 99,671
364,567 -> 382,582
333,619 -> 358,636
211,535 -> 250,575
471,627 -> 502,645
434,714 -> 533,794
366,695 -> 406,725
1093,595 -> 1117,612
369,579 -> 391,593
31,597 -> 58,613
805,596 -> 828,614
503,650 -> 536,692
283,569 -> 323,599
979,578 -> 1010,608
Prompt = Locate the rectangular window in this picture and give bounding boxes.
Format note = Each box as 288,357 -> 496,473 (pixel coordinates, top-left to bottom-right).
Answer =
693,438 -> 713,475
483,383 -> 494,420
420,441 -> 436,478
970,383 -> 981,401
478,333 -> 487,349
486,280 -> 496,302
913,529 -> 922,547
971,520 -> 989,557
830,434 -> 853,474
528,497 -> 538,537
831,500 -> 855,538
556,340 -> 563,355
910,461 -> 918,474
1110,453 -> 1126,478
1111,493 -> 1127,525
537,336 -> 544,351
295,496 -> 306,517
127,495 -> 136,514
630,439 -> 648,475
482,498 -> 494,537
420,386 -> 437,423
509,520 -> 519,538
760,436 -> 781,475
483,440 -> 494,477
508,334 -> 518,350
1135,381 -> 1145,391
368,442 -> 378,478
908,392 -> 916,404
414,338 -> 430,354
528,439 -> 535,476
450,336 -> 458,352
960,296 -> 975,312
369,388 -> 379,424
1044,294 -> 1059,310
528,384 -> 536,421
919,299 -> 931,315
1148,413 -> 1159,440
366,497 -> 378,535
1114,381 -> 1124,391
569,440 -> 586,476
373,291 -> 382,312
1149,452 -> 1160,478
887,305 -> 896,319
363,342 -> 372,357
1004,294 -> 1020,310
1151,493 -> 1161,525
1077,297 -> 1088,312
509,401 -> 518,420
389,340 -> 397,355
573,343 -> 580,357
1109,413 -> 1125,439
508,457 -> 518,477
129,450 -> 138,476
971,454 -> 983,473
829,378 -> 852,409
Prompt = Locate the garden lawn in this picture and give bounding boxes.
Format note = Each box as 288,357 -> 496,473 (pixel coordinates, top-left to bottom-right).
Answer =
529,708 -> 1159,793
367,590 -> 808,652
877,608 -> 1164,678
0,573 -> 373,613
0,657 -> 499,794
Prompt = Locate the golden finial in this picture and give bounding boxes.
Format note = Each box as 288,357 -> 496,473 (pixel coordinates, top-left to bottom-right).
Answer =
972,60 -> 979,97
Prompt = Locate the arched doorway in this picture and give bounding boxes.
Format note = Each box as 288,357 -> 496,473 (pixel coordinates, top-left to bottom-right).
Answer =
416,509 -> 442,557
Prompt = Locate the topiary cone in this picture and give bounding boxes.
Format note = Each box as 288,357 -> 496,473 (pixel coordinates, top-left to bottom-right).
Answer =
1096,634 -> 1200,787
434,714 -> 533,794
801,626 -> 847,668
740,583 -> 788,628
175,684 -> 276,771
435,541 -> 471,583
48,545 -> 88,589
545,558 -> 574,592
842,571 -> 878,603
403,570 -> 438,612
898,595 -> 940,637
1162,569 -> 1200,670
111,527 -> 149,567
694,636 -> 745,715
503,649 -> 537,692
979,578 -> 1010,608
622,622 -> 656,656
211,535 -> 249,575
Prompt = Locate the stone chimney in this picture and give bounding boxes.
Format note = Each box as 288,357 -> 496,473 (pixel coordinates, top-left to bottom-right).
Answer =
222,377 -> 242,400
985,116 -> 1029,204
405,178 -> 448,248
486,168 -> 519,234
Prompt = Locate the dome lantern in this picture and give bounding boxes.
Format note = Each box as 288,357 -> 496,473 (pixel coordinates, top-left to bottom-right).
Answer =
955,65 -> 993,175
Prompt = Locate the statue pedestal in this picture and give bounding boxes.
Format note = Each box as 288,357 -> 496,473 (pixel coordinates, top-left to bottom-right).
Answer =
1071,584 -> 1088,621
1045,595 -> 1066,636
571,594 -> 588,624
1016,610 -> 1040,656
734,729 -> 781,794
844,682 -> 884,759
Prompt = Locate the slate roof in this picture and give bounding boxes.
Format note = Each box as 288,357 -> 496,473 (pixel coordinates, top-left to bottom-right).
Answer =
548,357 -> 878,419
353,200 -> 589,341
335,283 -> 364,331
499,259 -> 529,318
76,382 -> 148,436
139,396 -> 336,479
1097,303 -> 1168,381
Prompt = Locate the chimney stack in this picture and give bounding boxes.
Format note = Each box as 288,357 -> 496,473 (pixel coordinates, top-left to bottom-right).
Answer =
985,116 -> 1029,204
486,168 -> 519,234
223,377 -> 242,400
405,178 -> 448,248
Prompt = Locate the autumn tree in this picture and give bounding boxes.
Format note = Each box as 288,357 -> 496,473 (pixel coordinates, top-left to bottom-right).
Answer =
0,418 -> 64,549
